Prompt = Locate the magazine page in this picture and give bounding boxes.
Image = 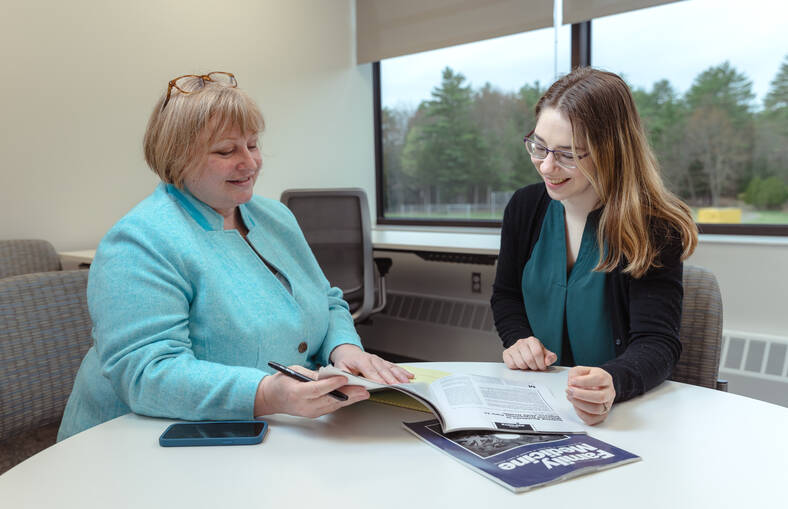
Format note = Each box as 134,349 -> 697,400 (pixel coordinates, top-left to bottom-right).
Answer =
427,375 -> 585,434
317,367 -> 584,434
403,419 -> 641,493
367,366 -> 452,413
317,365 -> 433,398
317,365 -> 442,419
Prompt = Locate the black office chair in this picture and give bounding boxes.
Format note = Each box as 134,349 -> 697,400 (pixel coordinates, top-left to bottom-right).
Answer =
280,188 -> 391,324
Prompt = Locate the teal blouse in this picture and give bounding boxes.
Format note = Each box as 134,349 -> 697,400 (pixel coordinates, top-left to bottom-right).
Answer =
521,200 -> 615,366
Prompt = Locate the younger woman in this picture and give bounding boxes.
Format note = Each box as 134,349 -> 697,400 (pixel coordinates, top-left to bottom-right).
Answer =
491,67 -> 698,425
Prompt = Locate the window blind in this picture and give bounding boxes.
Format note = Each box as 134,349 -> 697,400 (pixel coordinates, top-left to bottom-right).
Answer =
562,0 -> 683,25
356,0 -> 554,64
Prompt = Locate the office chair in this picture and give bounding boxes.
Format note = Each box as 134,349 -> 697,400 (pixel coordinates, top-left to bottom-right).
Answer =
0,239 -> 62,279
0,270 -> 92,474
670,264 -> 727,391
280,188 -> 391,324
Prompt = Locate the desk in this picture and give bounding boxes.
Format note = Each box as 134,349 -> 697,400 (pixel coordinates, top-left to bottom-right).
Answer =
371,229 -> 500,256
59,250 -> 97,270
1,362 -> 786,507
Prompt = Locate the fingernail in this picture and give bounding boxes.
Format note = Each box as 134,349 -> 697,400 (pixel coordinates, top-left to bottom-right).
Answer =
566,388 -> 574,397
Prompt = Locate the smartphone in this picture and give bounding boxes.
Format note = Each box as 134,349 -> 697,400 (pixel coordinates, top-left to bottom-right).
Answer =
159,420 -> 268,447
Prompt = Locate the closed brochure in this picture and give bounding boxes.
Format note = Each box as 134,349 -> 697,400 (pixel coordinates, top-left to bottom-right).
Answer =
318,366 -> 585,434
403,419 -> 641,493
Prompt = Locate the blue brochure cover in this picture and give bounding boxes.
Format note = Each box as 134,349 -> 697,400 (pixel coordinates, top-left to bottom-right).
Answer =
403,419 -> 640,493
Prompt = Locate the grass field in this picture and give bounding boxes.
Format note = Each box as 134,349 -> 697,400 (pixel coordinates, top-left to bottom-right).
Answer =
385,206 -> 788,224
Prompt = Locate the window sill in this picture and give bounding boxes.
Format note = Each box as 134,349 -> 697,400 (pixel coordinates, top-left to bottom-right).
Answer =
372,226 -> 788,256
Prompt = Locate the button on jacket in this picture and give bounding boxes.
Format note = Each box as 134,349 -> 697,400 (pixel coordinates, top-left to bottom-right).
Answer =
58,183 -> 361,440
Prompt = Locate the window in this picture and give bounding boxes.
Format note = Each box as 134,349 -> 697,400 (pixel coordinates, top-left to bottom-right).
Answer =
375,0 -> 788,234
377,26 -> 571,224
593,0 -> 788,233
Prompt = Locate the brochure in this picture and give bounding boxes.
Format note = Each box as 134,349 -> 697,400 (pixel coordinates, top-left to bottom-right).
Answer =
403,419 -> 641,493
317,366 -> 585,434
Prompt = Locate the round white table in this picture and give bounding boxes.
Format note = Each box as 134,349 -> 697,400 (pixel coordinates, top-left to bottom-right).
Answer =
1,362 -> 786,508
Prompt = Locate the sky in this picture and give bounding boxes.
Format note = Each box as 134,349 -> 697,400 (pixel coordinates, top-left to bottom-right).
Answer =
381,0 -> 788,111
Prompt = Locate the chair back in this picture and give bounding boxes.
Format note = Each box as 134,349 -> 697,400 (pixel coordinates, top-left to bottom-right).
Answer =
671,264 -> 723,389
0,239 -> 62,278
281,188 -> 374,322
0,270 -> 92,454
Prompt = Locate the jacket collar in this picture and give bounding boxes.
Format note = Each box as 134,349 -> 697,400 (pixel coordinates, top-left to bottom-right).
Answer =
164,183 -> 256,232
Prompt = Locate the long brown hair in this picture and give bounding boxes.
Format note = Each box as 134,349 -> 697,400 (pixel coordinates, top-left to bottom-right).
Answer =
535,67 -> 697,278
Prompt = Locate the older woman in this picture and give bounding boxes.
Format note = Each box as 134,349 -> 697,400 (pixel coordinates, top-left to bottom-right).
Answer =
58,72 -> 411,440
491,67 -> 698,425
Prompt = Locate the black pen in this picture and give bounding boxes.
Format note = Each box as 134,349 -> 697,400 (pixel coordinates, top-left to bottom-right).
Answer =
267,361 -> 349,401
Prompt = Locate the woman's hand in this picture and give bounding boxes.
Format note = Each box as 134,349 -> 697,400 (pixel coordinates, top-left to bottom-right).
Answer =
330,344 -> 414,384
565,366 -> 616,425
253,365 -> 369,418
502,336 -> 557,371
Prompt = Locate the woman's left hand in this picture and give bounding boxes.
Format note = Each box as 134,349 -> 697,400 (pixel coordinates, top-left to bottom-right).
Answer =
330,344 -> 414,384
565,366 -> 616,425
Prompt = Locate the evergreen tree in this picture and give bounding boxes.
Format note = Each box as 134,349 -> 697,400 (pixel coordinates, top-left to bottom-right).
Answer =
754,55 -> 788,186
401,67 -> 491,209
381,106 -> 414,214
633,80 -> 694,201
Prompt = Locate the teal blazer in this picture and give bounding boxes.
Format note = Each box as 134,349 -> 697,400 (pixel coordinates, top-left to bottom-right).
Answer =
58,183 -> 361,440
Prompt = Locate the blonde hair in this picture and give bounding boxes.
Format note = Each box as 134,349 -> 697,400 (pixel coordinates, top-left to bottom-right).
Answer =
535,67 -> 697,278
143,76 -> 265,187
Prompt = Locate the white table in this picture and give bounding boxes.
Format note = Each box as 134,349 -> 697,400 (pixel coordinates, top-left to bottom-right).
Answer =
58,250 -> 97,270
2,362 -> 786,508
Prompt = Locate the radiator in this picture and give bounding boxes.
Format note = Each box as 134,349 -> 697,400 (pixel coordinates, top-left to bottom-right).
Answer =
359,291 -> 788,408
719,331 -> 788,406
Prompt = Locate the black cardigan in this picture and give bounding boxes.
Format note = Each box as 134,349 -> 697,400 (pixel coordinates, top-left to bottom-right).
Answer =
490,183 -> 684,402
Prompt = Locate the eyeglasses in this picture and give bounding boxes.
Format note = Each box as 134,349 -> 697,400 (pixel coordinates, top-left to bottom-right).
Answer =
160,72 -> 237,111
523,129 -> 589,169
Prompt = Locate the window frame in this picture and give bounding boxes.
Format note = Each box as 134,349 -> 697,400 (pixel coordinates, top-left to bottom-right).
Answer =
373,21 -> 788,236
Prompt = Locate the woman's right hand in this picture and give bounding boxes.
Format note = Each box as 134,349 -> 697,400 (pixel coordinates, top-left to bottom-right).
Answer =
253,365 -> 369,418
503,336 -> 557,371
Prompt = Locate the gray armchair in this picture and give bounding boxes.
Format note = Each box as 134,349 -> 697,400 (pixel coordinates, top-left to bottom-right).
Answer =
280,188 -> 391,324
670,264 -> 727,391
0,270 -> 92,474
0,239 -> 62,279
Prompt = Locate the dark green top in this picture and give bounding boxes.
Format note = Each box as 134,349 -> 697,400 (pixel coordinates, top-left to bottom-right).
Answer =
521,199 -> 615,366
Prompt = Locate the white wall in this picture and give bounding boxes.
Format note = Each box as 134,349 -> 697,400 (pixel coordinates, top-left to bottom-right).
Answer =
0,0 -> 374,251
688,239 -> 788,337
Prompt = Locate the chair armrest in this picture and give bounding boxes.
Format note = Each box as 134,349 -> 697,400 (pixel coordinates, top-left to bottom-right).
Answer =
373,257 -> 393,278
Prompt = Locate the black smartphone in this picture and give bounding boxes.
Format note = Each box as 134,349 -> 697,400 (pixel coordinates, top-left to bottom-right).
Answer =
159,420 -> 268,447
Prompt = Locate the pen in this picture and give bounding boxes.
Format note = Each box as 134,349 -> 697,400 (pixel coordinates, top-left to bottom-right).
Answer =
267,361 -> 349,401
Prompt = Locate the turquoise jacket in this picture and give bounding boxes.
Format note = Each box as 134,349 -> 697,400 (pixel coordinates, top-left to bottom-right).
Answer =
58,183 -> 361,440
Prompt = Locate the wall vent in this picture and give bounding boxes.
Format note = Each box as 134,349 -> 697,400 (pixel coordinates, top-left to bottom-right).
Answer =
382,291 -> 496,333
720,330 -> 788,381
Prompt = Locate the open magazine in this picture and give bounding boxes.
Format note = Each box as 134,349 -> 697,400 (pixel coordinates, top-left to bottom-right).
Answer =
317,366 -> 585,434
403,419 -> 640,493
